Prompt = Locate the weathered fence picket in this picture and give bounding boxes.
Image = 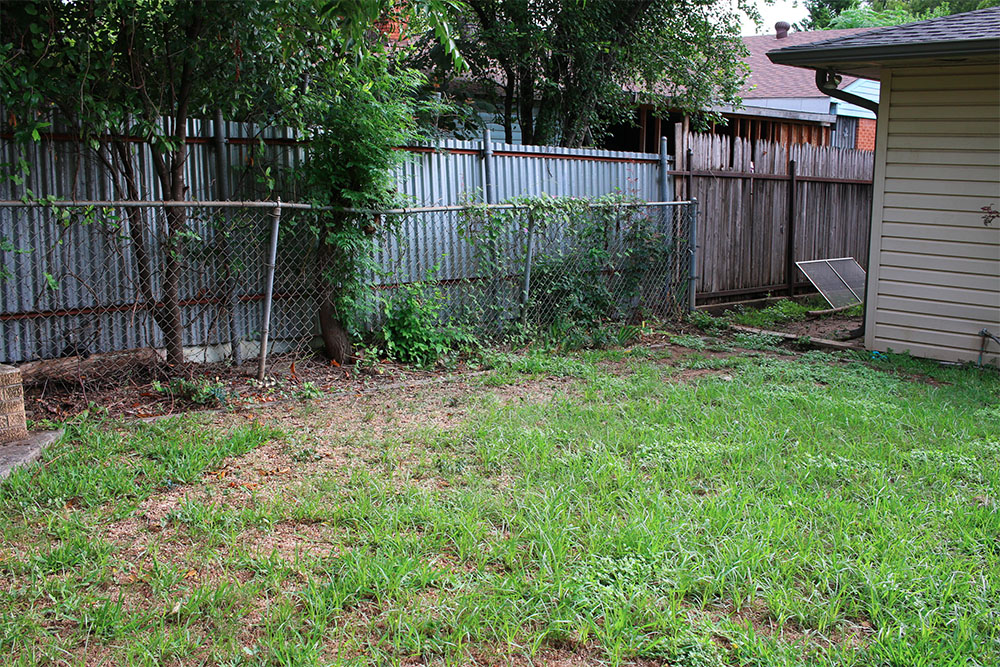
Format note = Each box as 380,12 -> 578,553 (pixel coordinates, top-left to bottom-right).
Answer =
672,131 -> 874,302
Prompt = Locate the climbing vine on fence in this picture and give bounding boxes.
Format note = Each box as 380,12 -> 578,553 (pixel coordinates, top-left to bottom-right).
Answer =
458,193 -> 674,345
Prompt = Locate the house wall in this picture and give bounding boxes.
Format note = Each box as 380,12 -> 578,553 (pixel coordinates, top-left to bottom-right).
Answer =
833,79 -> 880,120
856,119 -> 877,151
865,64 -> 1000,366
742,97 -> 832,114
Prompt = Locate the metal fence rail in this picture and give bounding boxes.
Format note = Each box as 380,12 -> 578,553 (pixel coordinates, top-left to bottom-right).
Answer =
0,199 -> 695,382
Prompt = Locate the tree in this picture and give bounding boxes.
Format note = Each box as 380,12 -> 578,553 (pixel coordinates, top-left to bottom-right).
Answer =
298,59 -> 454,363
414,0 -> 752,147
827,3 -> 952,27
802,0 -> 998,30
1,0 -> 460,365
800,0 -> 857,29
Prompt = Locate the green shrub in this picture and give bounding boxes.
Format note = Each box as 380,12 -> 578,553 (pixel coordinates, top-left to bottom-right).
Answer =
295,382 -> 324,400
732,331 -> 785,352
689,310 -> 728,335
382,283 -> 473,367
670,334 -> 707,350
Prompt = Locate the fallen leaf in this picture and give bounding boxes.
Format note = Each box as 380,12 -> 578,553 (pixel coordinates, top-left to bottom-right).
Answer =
184,569 -> 198,579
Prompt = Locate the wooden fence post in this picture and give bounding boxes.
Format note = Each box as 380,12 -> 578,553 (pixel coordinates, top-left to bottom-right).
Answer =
786,159 -> 798,297
658,136 -> 671,203
686,148 -> 693,202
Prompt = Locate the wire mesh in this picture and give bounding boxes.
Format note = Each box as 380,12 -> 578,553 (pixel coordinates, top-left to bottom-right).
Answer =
1,200 -> 694,385
367,202 -> 694,341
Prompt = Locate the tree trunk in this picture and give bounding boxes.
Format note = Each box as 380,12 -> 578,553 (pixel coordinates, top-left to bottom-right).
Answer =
502,66 -> 515,144
114,140 -> 185,365
161,207 -> 187,366
317,241 -> 351,364
319,298 -> 350,365
148,140 -> 189,367
517,65 -> 535,145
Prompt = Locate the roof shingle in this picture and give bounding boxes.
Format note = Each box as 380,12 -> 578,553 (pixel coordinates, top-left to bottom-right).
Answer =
769,6 -> 1000,57
742,28 -> 876,98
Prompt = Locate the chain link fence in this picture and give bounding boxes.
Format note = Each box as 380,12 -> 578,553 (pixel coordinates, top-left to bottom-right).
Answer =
1,199 -> 695,387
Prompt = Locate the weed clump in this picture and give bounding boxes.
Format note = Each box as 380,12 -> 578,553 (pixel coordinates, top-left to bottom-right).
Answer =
152,377 -> 229,407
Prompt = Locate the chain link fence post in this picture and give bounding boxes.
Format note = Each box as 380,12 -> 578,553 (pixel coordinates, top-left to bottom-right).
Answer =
688,198 -> 699,313
257,200 -> 282,382
519,209 -> 536,328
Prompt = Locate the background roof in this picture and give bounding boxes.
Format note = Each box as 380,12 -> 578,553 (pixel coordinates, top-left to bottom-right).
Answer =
742,28 -> 875,98
768,6 -> 1000,56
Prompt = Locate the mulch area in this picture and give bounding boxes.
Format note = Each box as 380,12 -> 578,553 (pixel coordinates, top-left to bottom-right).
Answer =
17,311 -> 864,424
771,312 -> 863,342
21,353 -> 461,423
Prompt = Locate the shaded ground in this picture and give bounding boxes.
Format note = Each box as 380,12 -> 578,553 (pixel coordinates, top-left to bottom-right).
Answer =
19,299 -> 863,424
2,341 -> 998,666
20,327 -> 735,424
770,312 -> 863,341
22,353 -> 456,423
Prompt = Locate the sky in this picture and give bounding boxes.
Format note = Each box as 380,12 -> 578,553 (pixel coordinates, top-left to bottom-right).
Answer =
740,0 -> 811,35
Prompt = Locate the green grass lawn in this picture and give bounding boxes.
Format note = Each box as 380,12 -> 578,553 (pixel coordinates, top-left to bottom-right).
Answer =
1,347 -> 998,666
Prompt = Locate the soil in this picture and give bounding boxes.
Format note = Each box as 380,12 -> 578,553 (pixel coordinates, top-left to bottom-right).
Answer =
21,352 -> 461,423
773,313 -> 864,342
18,310 -> 861,424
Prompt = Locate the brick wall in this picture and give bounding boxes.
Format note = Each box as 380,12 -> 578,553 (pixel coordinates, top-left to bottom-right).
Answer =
856,118 -> 877,151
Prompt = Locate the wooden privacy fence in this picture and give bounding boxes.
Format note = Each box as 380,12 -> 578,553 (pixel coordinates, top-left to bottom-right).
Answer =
672,130 -> 874,302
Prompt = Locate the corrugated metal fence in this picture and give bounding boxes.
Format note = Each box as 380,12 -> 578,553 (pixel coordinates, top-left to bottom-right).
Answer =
0,121 -> 671,205
2,120 -> 678,365
400,132 -> 666,205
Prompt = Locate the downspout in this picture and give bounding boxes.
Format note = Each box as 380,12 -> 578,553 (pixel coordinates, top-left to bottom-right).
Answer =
816,69 -> 878,341
816,70 -> 879,115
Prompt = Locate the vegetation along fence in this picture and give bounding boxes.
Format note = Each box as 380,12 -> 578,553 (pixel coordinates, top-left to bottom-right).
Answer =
0,199 -> 695,380
673,130 -> 874,303
3,118 -> 873,310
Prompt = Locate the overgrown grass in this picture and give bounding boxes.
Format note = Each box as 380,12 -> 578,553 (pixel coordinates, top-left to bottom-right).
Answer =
725,298 -> 816,328
693,297 -> 862,333
1,351 -> 998,665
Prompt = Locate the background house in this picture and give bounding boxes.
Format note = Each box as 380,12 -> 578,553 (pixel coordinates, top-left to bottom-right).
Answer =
464,24 -> 881,155
600,23 -> 881,155
770,7 -> 1000,367
740,23 -> 879,150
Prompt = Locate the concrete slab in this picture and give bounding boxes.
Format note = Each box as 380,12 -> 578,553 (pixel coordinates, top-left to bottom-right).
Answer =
0,430 -> 64,480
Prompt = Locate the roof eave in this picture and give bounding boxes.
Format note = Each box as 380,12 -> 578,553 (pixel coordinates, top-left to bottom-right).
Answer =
767,38 -> 1000,78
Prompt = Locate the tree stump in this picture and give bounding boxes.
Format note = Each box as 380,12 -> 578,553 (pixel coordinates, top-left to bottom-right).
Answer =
0,365 -> 28,443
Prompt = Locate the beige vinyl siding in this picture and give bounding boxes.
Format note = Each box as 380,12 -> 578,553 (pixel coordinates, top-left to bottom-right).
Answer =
867,64 -> 1000,366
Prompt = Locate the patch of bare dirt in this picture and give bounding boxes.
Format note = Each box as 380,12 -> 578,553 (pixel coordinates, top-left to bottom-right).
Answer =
90,372 -> 578,592
22,353 -> 465,422
772,313 -> 862,341
671,368 -> 734,383
696,600 -> 873,651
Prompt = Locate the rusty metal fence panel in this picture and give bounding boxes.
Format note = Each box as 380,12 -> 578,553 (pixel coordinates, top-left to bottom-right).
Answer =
0,200 -> 695,379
